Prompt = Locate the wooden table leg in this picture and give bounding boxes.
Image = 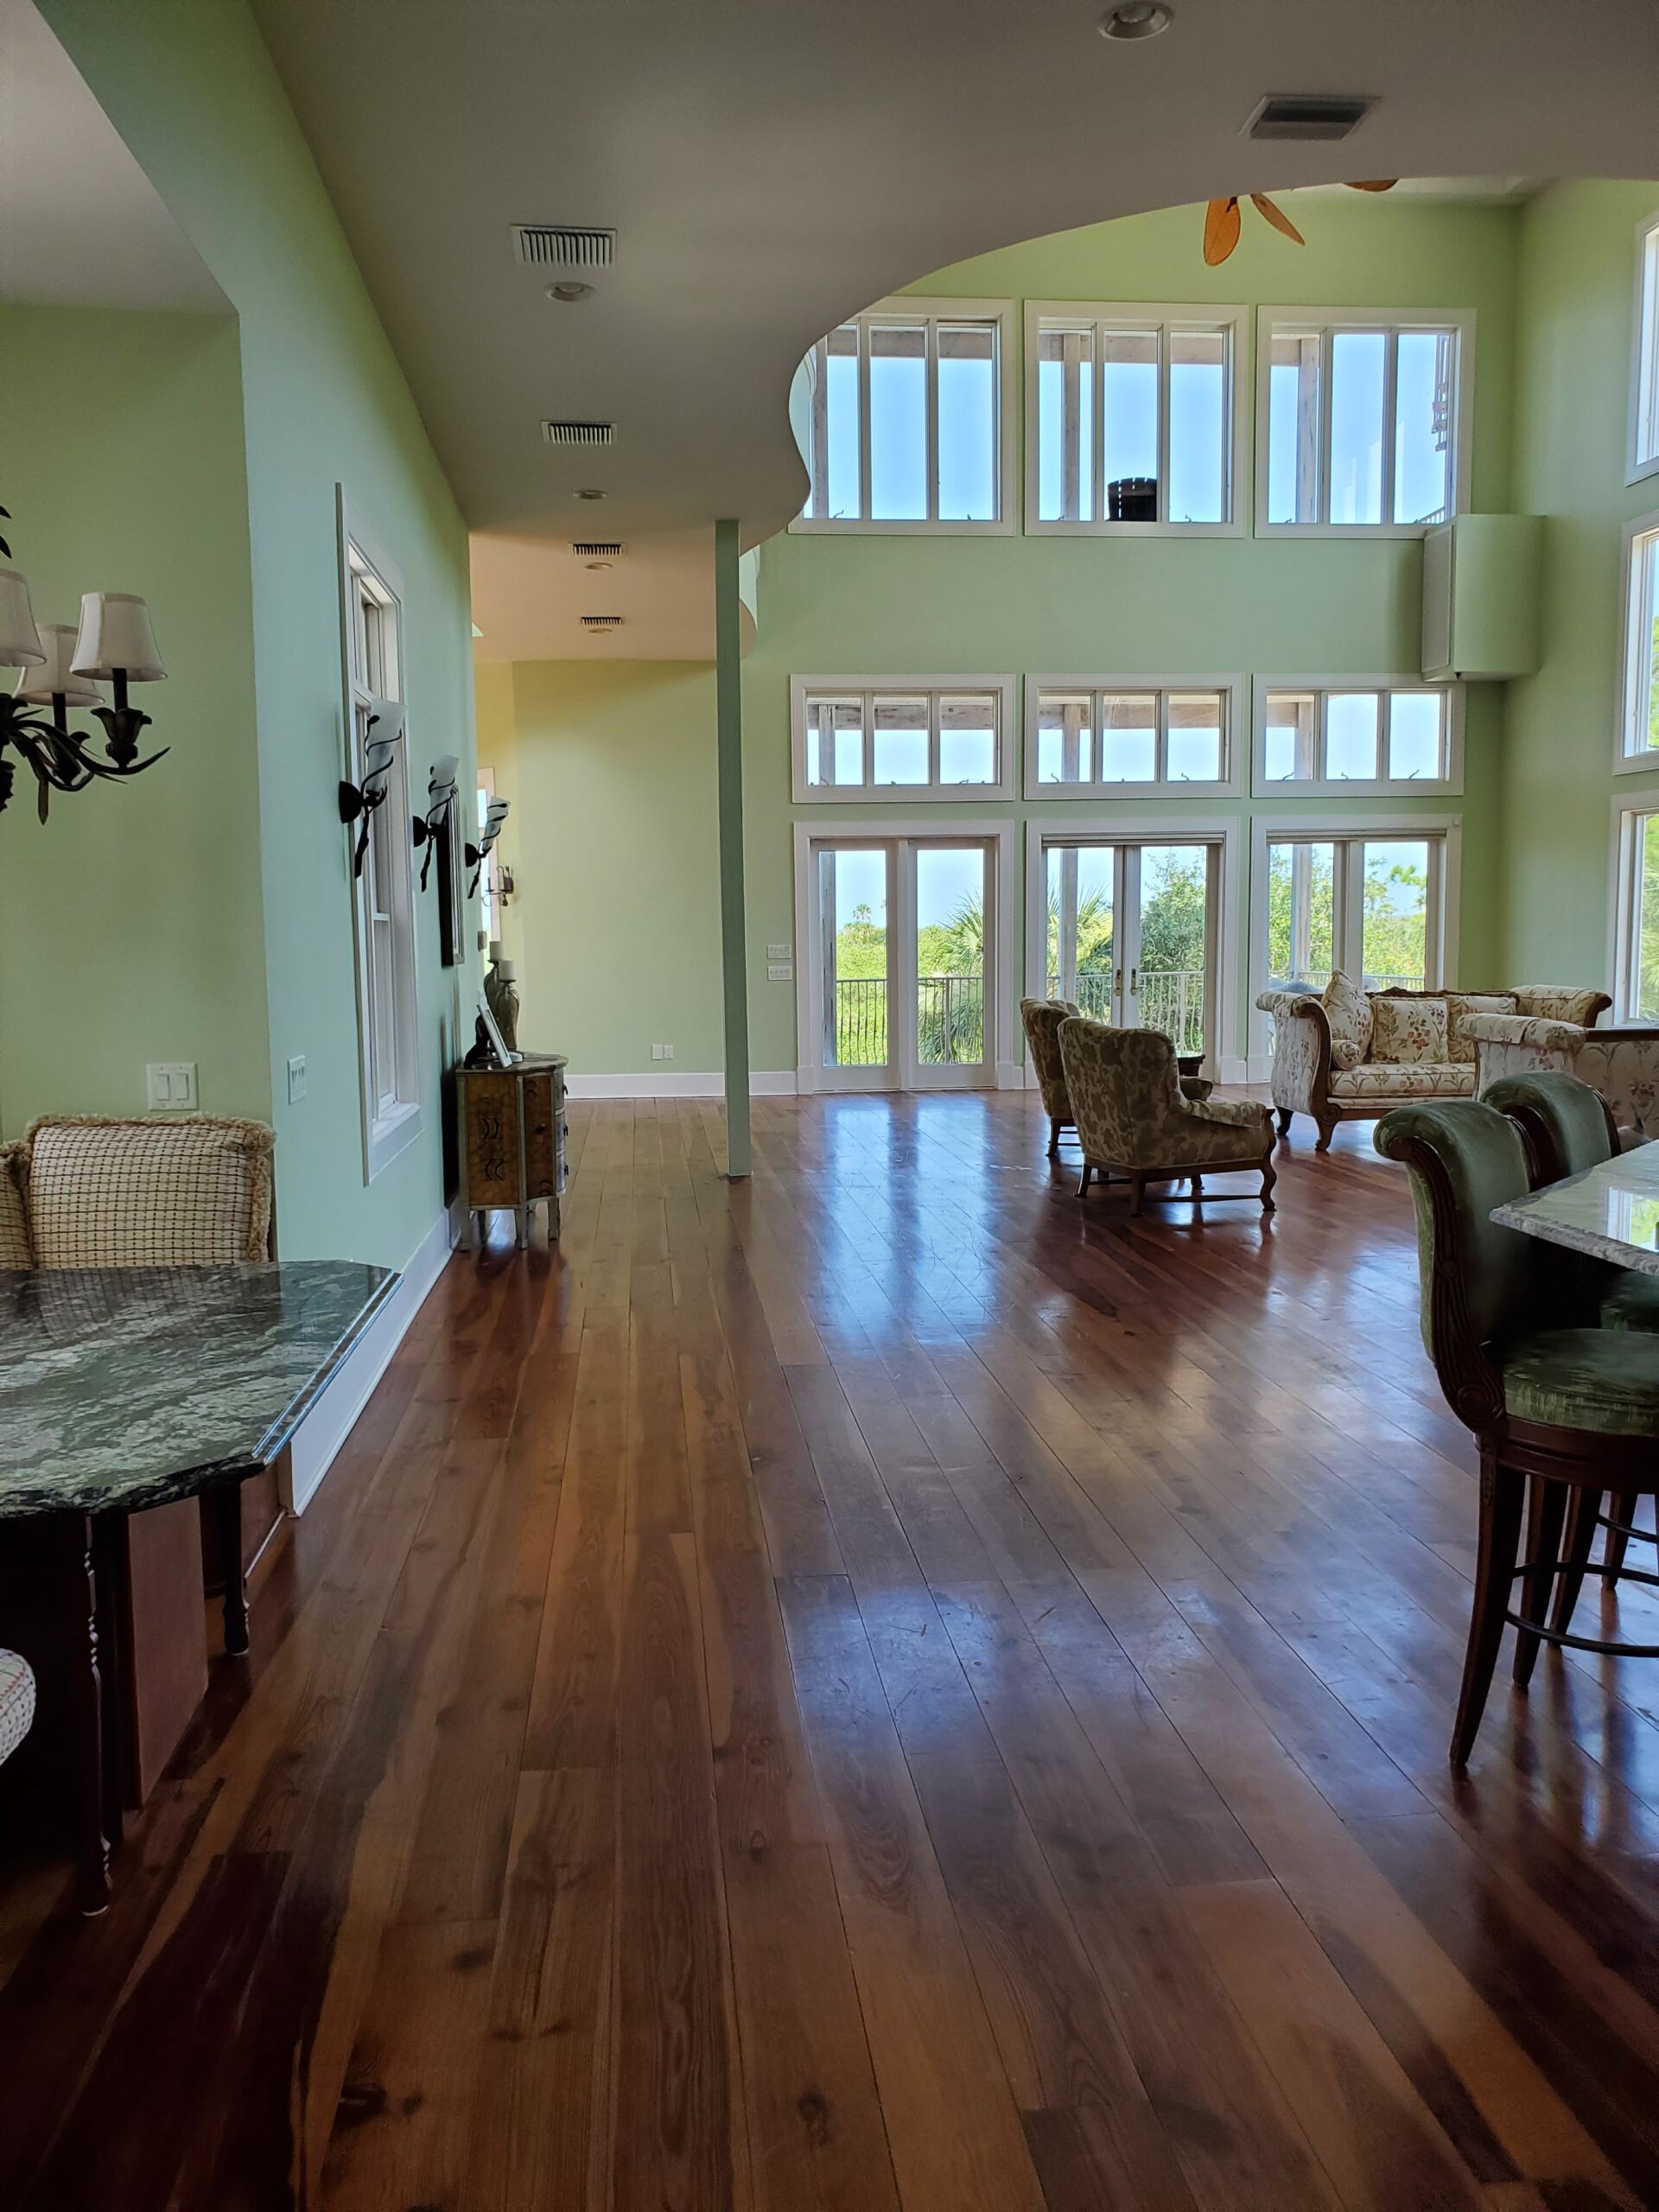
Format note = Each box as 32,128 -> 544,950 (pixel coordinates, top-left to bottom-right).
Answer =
213,1485 -> 250,1658
61,1511 -> 111,1916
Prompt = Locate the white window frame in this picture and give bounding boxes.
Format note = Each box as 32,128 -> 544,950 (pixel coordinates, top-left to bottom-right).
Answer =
1022,812 -> 1243,1080
1611,798 -> 1658,1019
1617,508 -> 1659,772
338,490 -> 423,1182
791,674 -> 1017,802
1251,676 -> 1465,797
1629,209 -> 1659,486
1023,673 -> 1244,797
1254,307 -> 1475,538
791,296 -> 1016,536
1023,301 -> 1249,537
1246,811 -> 1462,1066
791,815 -> 1020,1091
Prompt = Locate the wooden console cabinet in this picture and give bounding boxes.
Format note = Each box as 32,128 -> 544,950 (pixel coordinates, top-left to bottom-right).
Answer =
456,1053 -> 567,1248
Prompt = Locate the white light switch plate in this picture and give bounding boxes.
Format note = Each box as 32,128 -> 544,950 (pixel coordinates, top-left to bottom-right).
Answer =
146,1062 -> 198,1110
287,1054 -> 308,1103
767,963 -> 793,981
651,1043 -> 675,1061
766,943 -> 792,959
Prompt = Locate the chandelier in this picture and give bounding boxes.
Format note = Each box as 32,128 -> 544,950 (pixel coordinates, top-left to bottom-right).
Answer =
0,502 -> 168,823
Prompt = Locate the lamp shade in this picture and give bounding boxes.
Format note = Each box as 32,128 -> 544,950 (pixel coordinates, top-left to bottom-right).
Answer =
72,592 -> 166,682
429,753 -> 460,798
15,624 -> 105,707
0,568 -> 45,667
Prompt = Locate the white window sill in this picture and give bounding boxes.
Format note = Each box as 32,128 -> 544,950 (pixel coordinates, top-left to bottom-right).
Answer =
788,516 -> 1015,537
365,1097 -> 423,1184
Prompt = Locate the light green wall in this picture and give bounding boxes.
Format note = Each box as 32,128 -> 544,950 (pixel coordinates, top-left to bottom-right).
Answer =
507,661 -> 724,1074
0,304 -> 268,1134
42,0 -> 475,1268
741,196 -> 1521,1071
1502,179 -> 1659,985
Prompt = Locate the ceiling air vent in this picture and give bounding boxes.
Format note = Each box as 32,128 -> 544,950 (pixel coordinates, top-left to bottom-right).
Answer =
1244,93 -> 1374,142
571,541 -> 625,558
543,420 -> 613,448
581,614 -> 623,632
513,224 -> 616,268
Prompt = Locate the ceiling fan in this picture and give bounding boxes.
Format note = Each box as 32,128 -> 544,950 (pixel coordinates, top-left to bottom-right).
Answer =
1204,180 -> 1398,265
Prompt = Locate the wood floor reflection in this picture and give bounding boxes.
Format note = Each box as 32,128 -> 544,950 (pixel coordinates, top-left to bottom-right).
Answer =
4,1092 -> 1659,2209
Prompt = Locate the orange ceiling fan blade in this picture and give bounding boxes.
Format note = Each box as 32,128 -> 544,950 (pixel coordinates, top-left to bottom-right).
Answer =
1204,197 -> 1241,265
1345,179 -> 1400,191
1250,192 -> 1306,245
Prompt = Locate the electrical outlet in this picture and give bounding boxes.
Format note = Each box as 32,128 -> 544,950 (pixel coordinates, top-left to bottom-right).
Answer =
287,1054 -> 308,1103
146,1062 -> 198,1110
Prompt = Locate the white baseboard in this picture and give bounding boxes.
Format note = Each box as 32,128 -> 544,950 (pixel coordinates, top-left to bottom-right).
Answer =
283,1206 -> 453,1514
564,1069 -> 799,1099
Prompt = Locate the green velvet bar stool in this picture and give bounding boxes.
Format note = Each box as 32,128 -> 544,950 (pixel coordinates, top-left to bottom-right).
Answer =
1484,1068 -> 1659,1612
1376,1098 -> 1659,1764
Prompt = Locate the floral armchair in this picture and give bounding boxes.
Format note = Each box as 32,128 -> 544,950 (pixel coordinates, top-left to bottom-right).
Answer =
1058,1018 -> 1275,1215
1466,1018 -> 1659,1138
1020,997 -> 1081,1154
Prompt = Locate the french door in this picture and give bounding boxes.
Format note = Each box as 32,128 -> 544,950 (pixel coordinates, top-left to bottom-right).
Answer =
1039,835 -> 1221,1067
1260,832 -> 1443,995
808,834 -> 996,1090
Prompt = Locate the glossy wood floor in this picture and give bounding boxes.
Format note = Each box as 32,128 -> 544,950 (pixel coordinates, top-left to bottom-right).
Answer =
11,1094 -> 1659,2209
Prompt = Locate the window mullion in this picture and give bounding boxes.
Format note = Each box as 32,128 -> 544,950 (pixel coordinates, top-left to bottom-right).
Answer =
857,321 -> 873,522
925,318 -> 939,523
1156,689 -> 1170,783
1156,323 -> 1172,526
1381,327 -> 1399,526
1093,324 -> 1107,525
861,690 -> 874,789
928,690 -> 941,788
1318,328 -> 1335,526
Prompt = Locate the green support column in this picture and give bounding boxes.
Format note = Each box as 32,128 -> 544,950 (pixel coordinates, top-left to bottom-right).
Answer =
714,517 -> 751,1178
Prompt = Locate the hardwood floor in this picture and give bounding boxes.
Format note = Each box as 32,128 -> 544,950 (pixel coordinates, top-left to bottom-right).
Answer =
9,1091 -> 1659,2208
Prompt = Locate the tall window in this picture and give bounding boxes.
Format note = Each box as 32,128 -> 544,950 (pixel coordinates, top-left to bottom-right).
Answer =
1027,305 -> 1243,532
1618,808 -> 1659,1016
340,500 -> 422,1179
1620,512 -> 1659,767
1631,212 -> 1659,483
796,299 -> 1012,531
1255,680 -> 1460,794
1259,311 -> 1471,532
1027,678 -> 1238,793
791,677 -> 1015,800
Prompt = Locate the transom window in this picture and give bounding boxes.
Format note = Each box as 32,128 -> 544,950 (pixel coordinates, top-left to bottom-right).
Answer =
1617,807 -> 1659,1017
1259,310 -> 1471,533
1631,212 -> 1659,483
796,298 -> 1012,531
1254,679 -> 1461,794
1027,303 -> 1244,532
1619,512 -> 1659,768
1027,678 -> 1238,794
791,676 -> 1015,802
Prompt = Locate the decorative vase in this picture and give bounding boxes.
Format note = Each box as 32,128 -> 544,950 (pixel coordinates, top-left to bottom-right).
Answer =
485,956 -> 520,1057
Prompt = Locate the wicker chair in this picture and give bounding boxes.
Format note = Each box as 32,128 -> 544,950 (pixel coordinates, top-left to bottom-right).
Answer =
1057,1019 -> 1274,1216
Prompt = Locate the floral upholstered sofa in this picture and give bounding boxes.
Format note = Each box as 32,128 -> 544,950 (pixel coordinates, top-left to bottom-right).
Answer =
1465,1018 -> 1659,1137
1254,975 -> 1611,1149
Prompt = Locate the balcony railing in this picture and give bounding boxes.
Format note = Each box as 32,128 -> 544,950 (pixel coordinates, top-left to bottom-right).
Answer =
829,974 -> 987,1067
1046,968 -> 1206,1055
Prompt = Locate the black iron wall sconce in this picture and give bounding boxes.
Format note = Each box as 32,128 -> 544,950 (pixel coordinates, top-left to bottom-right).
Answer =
338,704 -> 404,878
410,753 -> 460,890
467,795 -> 510,894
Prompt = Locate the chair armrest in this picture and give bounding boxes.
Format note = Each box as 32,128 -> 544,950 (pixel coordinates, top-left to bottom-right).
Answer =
1262,996 -> 1331,1114
1462,1013 -> 1585,1051
1254,988 -> 1316,1016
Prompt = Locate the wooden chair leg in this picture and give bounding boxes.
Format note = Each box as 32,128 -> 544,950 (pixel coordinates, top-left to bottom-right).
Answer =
1605,1491 -> 1639,1588
1514,1476 -> 1568,1688
1452,1449 -> 1525,1766
1260,1154 -> 1277,1213
1077,1163 -> 1093,1198
1047,1117 -> 1062,1159
1314,1112 -> 1338,1154
1190,1173 -> 1204,1198
1551,1485 -> 1603,1640
1128,1175 -> 1145,1217
1275,1107 -> 1292,1136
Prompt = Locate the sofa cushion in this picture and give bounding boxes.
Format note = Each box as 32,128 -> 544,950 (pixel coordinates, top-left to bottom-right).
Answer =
0,1143 -> 31,1268
1446,992 -> 1518,1065
0,1649 -> 35,1766
1321,970 -> 1371,1070
1331,1062 -> 1476,1100
1371,995 -> 1449,1065
24,1116 -> 275,1268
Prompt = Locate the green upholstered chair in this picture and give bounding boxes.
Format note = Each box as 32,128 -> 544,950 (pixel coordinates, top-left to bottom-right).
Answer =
1058,1019 -> 1275,1216
1484,1067 -> 1659,1611
1376,1097 -> 1659,1763
1020,997 -> 1082,1156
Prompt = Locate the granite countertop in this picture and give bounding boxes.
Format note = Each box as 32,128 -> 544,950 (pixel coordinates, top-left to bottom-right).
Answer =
0,1262 -> 397,1518
1491,1141 -> 1659,1278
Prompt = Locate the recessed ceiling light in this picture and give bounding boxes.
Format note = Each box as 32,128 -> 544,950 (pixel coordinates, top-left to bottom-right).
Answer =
546,281 -> 594,303
1099,3 -> 1172,38
575,487 -> 607,500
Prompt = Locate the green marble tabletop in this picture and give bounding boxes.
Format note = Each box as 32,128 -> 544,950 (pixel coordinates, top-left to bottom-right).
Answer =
0,1262 -> 397,1518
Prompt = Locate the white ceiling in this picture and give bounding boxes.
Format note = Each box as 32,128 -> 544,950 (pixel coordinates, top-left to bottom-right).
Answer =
0,0 -> 221,311
243,0 -> 1659,661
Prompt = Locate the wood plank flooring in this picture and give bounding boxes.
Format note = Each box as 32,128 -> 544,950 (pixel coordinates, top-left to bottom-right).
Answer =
8,1091 -> 1659,2208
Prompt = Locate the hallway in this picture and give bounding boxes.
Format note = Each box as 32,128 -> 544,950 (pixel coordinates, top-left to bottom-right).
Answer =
5,1095 -> 1659,2209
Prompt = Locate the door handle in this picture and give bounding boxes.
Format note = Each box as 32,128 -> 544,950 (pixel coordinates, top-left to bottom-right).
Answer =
1129,966 -> 1139,995
1114,966 -> 1123,994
